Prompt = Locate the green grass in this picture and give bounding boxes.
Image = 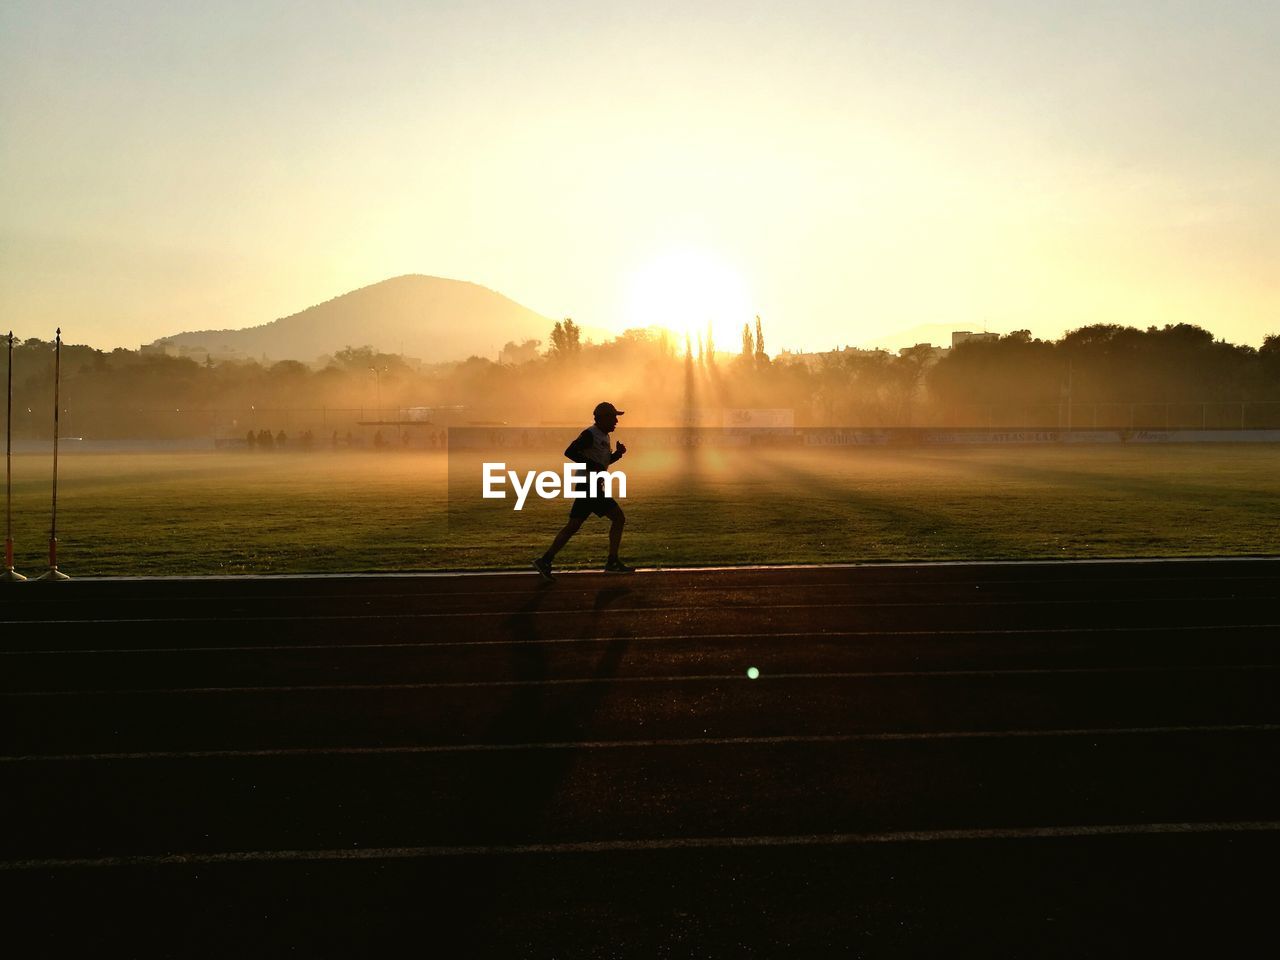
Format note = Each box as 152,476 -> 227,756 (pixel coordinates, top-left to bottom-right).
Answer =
2,444 -> 1278,577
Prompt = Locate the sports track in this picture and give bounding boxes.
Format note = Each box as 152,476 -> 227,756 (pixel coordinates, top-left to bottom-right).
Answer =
2,558 -> 1279,957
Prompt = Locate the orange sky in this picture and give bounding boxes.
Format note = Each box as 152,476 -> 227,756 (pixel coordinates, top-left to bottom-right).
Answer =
2,1 -> 1277,352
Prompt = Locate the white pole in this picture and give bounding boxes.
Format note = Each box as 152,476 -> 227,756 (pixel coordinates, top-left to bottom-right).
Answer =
3,330 -> 25,580
36,328 -> 69,580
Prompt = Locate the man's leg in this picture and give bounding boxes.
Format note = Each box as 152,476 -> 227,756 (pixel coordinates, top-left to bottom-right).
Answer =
534,515 -> 585,582
544,516 -> 585,562
605,504 -> 626,562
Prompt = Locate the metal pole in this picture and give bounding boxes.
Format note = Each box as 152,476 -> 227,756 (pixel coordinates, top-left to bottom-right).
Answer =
3,331 -> 25,580
36,329 -> 69,580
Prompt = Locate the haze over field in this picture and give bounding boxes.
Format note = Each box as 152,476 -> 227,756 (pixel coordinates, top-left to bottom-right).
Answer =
5,446 -> 1280,575
2,1 -> 1278,353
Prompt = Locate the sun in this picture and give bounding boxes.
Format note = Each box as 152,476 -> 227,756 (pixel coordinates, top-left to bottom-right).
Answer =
622,247 -> 754,355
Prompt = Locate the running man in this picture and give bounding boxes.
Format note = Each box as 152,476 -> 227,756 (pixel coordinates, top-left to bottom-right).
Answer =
533,401 -> 633,581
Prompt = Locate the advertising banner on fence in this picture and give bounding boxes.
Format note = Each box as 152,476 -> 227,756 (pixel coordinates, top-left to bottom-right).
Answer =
725,408 -> 794,431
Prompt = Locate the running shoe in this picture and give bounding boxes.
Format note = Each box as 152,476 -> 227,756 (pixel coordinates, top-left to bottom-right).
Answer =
603,558 -> 635,573
532,557 -> 556,582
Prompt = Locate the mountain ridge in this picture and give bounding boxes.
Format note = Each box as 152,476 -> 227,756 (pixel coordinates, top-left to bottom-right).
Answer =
148,275 -> 558,365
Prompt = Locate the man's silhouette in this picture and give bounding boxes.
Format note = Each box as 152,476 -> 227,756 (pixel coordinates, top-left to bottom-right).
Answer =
533,402 -> 633,581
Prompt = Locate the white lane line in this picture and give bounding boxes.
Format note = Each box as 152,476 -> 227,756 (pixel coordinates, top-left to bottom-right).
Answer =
4,723 -> 1278,764
12,555 -> 1280,586
5,820 -> 1279,870
7,574 -> 1276,605
3,594 -> 1274,626
6,662 -> 1279,698
4,622 -> 1277,657
20,554 -> 1280,586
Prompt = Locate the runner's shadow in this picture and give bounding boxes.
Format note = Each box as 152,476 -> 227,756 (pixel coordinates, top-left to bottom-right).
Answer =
458,578 -> 632,844
591,585 -> 633,610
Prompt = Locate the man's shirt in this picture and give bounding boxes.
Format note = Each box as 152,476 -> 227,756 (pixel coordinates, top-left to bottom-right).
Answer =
566,424 -> 614,472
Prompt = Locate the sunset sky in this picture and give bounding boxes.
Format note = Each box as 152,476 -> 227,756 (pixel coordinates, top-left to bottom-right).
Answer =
2,0 -> 1277,354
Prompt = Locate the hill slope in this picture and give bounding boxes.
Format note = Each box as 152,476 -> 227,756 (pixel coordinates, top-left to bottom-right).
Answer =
150,275 -> 555,364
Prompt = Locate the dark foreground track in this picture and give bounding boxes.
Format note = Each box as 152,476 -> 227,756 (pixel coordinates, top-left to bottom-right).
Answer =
3,559 -> 1279,957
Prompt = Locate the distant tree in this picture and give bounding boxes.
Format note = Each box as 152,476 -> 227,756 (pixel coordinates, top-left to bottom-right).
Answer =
499,339 -> 541,364
270,359 -> 308,375
705,321 -> 715,365
548,319 -> 582,358
929,330 -> 1057,414
895,344 -> 937,413
1261,334 -> 1280,388
332,345 -> 380,370
741,323 -> 753,361
754,316 -> 766,365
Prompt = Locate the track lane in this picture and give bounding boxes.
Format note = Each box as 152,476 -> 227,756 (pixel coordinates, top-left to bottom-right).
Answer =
5,667 -> 1279,754
4,558 -> 1278,956
5,729 -> 1279,860
4,623 -> 1279,691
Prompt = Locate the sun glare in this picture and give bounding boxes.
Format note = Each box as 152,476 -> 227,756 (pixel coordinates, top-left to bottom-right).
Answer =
622,247 -> 754,354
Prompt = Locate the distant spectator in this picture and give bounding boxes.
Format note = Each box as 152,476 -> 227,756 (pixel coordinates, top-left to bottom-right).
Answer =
276,429 -> 287,450
246,429 -> 256,451
258,429 -> 274,451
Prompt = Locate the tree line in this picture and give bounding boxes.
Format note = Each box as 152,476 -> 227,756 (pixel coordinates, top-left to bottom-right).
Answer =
3,320 -> 1278,440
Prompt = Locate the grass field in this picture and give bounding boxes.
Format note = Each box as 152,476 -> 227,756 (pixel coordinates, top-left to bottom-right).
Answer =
2,443 -> 1278,577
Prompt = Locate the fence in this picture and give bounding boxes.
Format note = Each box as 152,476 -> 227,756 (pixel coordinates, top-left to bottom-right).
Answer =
16,406 -> 457,447
14,400 -> 1280,442
917,401 -> 1280,431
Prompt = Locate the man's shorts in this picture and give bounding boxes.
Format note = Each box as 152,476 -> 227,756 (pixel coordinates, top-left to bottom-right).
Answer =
569,495 -> 619,520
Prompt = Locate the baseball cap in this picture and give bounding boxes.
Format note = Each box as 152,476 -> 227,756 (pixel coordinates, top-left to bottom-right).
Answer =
593,401 -> 625,418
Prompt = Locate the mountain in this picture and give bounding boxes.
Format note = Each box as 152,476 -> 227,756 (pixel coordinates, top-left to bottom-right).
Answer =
148,275 -> 558,365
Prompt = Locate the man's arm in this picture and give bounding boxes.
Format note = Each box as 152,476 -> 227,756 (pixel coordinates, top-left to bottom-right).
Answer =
564,429 -> 593,463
